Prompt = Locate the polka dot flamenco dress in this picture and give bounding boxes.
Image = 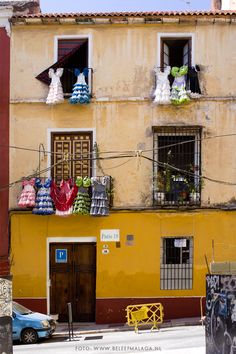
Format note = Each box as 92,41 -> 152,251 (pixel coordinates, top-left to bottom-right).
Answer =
32,178 -> 55,215
18,178 -> 36,208
73,177 -> 91,215
70,68 -> 90,105
90,176 -> 110,216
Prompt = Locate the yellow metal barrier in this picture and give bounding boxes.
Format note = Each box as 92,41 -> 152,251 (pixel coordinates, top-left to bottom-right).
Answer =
126,302 -> 164,332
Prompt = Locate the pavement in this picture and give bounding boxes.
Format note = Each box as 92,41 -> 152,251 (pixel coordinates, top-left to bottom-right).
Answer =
53,317 -> 203,339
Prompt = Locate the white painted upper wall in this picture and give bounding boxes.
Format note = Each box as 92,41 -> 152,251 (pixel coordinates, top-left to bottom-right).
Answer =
222,0 -> 236,9
211,0 -> 236,9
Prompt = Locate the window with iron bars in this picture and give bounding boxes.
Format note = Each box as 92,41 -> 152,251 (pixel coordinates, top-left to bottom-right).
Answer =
153,126 -> 201,206
160,237 -> 193,290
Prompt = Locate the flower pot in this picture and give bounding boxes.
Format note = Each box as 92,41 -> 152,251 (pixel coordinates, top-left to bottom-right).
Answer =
190,192 -> 200,203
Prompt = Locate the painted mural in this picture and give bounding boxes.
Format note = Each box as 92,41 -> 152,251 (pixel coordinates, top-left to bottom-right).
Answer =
206,274 -> 236,354
0,277 -> 12,354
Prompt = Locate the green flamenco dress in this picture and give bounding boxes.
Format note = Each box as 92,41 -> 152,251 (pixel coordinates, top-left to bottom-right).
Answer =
73,177 -> 91,215
170,66 -> 190,105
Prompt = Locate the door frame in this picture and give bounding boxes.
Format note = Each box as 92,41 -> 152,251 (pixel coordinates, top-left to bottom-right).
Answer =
46,237 -> 97,315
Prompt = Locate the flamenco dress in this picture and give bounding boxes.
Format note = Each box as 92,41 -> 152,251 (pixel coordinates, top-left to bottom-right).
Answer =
18,178 -> 36,208
51,179 -> 78,216
153,66 -> 171,105
32,178 -> 55,215
73,177 -> 91,215
90,176 -> 109,216
46,68 -> 64,105
70,68 -> 90,104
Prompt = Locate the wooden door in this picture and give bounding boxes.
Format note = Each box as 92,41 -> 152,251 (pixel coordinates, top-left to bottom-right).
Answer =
50,243 -> 96,322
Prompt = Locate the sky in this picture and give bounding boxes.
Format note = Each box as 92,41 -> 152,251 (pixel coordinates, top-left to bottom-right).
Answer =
40,0 -> 212,14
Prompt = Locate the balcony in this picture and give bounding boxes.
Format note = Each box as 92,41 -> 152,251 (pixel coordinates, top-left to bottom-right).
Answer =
153,172 -> 201,207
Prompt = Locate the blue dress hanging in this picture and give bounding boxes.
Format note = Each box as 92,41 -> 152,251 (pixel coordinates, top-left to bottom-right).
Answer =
70,68 -> 90,104
32,178 -> 55,215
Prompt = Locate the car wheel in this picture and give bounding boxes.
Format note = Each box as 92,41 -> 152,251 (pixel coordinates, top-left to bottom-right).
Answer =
21,328 -> 38,344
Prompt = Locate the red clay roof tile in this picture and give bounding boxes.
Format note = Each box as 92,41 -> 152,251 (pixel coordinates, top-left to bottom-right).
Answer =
12,10 -> 236,19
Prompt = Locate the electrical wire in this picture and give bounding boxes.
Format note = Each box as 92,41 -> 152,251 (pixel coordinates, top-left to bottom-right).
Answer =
101,157 -> 134,171
142,154 -> 236,186
0,158 -> 68,192
2,131 -> 236,191
2,132 -> 236,157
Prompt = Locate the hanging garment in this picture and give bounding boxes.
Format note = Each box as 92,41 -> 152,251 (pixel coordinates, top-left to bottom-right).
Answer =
46,68 -> 64,105
73,177 -> 91,215
153,66 -> 171,104
69,68 -> 90,104
170,66 -> 190,105
18,178 -> 36,208
51,180 -> 78,216
90,176 -> 109,216
187,66 -> 201,98
32,178 -> 55,215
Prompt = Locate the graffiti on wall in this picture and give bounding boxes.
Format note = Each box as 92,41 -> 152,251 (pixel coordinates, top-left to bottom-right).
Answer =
206,274 -> 236,354
0,277 -> 12,354
0,277 -> 12,317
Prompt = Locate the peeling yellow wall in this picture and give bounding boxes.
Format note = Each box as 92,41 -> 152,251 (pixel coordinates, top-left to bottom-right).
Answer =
10,211 -> 236,299
10,24 -> 236,99
10,22 -> 236,208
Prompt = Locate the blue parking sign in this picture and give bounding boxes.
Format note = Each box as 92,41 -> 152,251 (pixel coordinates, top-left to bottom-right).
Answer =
55,249 -> 67,263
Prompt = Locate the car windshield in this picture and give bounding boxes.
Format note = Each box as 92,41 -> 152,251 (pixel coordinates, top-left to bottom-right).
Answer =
13,301 -> 33,315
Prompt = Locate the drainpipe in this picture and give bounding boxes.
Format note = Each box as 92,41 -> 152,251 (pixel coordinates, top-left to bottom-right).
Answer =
0,6 -> 13,354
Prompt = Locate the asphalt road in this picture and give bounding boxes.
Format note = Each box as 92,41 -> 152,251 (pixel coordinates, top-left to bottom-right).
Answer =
13,325 -> 205,354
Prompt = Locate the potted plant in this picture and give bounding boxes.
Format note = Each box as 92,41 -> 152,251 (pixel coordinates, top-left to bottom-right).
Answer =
155,170 -> 165,203
188,179 -> 202,203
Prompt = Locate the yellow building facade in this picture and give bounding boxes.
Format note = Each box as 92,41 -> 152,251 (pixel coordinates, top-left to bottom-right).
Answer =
9,11 -> 236,322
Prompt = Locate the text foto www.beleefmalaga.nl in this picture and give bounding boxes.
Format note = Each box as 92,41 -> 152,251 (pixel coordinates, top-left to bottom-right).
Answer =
75,345 -> 162,352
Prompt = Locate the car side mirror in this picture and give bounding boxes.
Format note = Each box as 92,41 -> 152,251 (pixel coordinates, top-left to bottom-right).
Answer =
12,312 -> 16,319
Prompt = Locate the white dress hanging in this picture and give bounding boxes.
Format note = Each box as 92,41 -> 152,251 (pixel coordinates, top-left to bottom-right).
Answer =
46,68 -> 64,105
153,66 -> 171,105
70,68 -> 90,104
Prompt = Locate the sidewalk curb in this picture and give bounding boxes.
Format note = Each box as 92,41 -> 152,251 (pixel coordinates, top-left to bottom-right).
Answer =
53,319 -> 203,339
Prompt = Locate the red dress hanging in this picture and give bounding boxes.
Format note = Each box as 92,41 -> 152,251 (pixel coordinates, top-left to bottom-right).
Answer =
51,180 -> 78,216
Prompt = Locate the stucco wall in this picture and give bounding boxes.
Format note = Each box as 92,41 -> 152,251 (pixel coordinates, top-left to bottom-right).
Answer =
10,211 -> 236,300
9,21 -> 236,208
9,99 -> 236,207
10,23 -> 236,100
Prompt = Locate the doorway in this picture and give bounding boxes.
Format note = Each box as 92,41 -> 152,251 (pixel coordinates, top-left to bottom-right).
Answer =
49,242 -> 96,322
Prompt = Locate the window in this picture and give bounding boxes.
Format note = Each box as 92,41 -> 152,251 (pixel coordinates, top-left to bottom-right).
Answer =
160,237 -> 193,290
51,132 -> 93,185
153,126 -> 201,206
161,37 -> 192,69
36,36 -> 92,96
57,38 -> 88,95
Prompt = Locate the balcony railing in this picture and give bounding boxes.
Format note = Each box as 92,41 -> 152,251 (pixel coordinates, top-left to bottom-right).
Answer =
153,174 -> 201,207
61,67 -> 93,97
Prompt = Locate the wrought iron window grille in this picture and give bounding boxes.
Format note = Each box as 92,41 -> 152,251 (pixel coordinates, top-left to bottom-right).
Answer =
153,126 -> 201,207
160,237 -> 193,290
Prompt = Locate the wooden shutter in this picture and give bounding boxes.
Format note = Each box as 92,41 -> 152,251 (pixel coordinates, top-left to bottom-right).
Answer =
36,39 -> 88,86
51,132 -> 93,185
58,39 -> 87,60
161,40 -> 170,69
163,42 -> 170,67
183,39 -> 192,66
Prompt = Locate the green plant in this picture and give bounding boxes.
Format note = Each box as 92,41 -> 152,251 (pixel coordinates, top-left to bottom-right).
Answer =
156,170 -> 165,191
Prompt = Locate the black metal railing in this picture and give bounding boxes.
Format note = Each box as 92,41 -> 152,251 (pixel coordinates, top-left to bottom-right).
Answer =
61,67 -> 93,97
153,172 -> 201,207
